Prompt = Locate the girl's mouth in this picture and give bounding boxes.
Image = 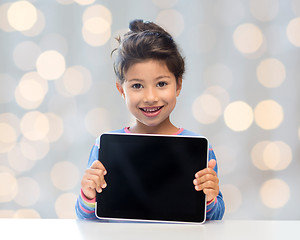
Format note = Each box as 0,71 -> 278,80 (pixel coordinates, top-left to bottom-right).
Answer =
140,106 -> 163,117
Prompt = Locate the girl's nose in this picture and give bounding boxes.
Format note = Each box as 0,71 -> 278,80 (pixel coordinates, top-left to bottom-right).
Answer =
144,88 -> 158,104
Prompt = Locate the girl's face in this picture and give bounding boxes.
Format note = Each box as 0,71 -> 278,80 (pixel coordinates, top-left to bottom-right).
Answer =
116,60 -> 182,134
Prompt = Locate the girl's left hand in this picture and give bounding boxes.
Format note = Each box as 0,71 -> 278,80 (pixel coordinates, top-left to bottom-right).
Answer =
193,159 -> 219,202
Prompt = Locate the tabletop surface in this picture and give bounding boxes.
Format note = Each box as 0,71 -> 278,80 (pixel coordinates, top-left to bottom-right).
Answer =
0,219 -> 298,240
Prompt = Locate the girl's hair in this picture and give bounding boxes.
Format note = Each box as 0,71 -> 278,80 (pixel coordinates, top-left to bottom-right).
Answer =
113,19 -> 185,84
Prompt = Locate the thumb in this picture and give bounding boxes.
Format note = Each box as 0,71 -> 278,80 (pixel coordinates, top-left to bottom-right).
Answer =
208,159 -> 216,169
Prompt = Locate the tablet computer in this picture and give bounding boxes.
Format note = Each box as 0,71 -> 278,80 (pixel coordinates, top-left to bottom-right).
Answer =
95,133 -> 208,224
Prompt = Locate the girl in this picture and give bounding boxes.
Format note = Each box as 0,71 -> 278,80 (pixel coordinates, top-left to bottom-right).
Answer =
75,19 -> 225,221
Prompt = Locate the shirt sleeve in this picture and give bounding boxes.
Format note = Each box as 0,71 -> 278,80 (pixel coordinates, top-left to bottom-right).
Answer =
75,139 -> 99,220
205,145 -> 225,220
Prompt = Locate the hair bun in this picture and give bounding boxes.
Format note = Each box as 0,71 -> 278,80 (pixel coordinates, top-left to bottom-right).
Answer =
129,19 -> 167,35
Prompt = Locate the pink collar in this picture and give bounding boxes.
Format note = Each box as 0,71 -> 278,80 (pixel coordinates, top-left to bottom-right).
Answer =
124,127 -> 184,135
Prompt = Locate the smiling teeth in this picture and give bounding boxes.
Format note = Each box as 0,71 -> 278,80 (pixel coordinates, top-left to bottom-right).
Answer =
143,107 -> 161,112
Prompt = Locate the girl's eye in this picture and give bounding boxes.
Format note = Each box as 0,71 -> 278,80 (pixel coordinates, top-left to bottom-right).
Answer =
157,81 -> 167,87
132,83 -> 143,89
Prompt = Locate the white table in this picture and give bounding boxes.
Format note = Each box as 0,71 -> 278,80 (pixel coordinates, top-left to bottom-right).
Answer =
0,219 -> 298,240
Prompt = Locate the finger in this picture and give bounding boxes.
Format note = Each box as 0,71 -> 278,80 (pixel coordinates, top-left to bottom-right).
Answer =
90,160 -> 107,175
85,169 -> 107,190
208,159 -> 216,169
195,167 -> 217,178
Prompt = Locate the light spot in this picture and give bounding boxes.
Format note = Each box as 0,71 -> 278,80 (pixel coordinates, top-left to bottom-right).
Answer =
204,64 -> 233,89
0,210 -> 14,218
0,113 -> 20,153
221,184 -> 242,213
224,101 -> 254,131
0,171 -> 18,203
233,23 -> 264,54
14,177 -> 40,207
250,0 -> 279,22
75,0 -> 95,5
7,1 -> 37,31
21,9 -> 45,37
257,58 -> 286,88
0,3 -> 15,32
251,141 -> 271,171
263,141 -> 292,171
36,50 -> 66,80
20,138 -> 50,161
51,161 -> 80,190
260,179 -> 290,208
204,86 -> 230,110
55,193 -> 77,218
56,0 -> 74,5
287,17 -> 300,47
62,65 -> 92,96
45,113 -> 64,142
8,144 -> 36,173
83,17 -> 110,34
254,100 -> 283,130
152,0 -> 178,8
156,9 -> 184,38
82,5 -> 112,47
0,74 -> 16,103
84,108 -> 111,137
20,111 -> 49,141
13,41 -> 41,71
13,209 -> 41,218
192,94 -> 222,124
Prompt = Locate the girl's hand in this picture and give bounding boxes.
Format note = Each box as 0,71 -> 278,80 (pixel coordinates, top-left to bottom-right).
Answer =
193,159 -> 219,202
81,160 -> 107,200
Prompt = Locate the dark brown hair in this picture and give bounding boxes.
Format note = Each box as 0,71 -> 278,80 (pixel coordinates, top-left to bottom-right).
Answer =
112,19 -> 185,84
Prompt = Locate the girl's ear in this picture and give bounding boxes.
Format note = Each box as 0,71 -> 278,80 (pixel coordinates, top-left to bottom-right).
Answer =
116,82 -> 125,99
176,77 -> 182,97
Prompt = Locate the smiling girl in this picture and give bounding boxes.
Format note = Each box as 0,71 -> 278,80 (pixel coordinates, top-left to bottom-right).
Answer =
75,19 -> 225,221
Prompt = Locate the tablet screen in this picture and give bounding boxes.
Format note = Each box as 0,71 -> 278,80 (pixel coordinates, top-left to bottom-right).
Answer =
96,133 -> 208,224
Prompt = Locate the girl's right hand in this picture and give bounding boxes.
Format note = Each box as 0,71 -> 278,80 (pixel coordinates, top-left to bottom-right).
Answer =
81,160 -> 107,200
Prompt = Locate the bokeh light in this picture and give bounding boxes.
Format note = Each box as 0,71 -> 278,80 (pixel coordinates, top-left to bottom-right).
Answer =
20,138 -> 50,161
82,4 -> 112,46
36,50 -> 66,80
254,100 -> 283,130
14,177 -> 40,207
45,113 -> 64,142
257,58 -> 286,88
0,113 -> 20,153
192,93 -> 222,124
62,66 -> 92,96
250,0 -> 279,22
84,108 -> 111,137
55,193 -> 77,218
233,23 -> 264,54
21,9 -> 46,37
75,0 -> 95,5
260,179 -> 290,208
252,141 -> 292,171
20,111 -> 50,141
224,101 -> 254,131
56,0 -> 74,5
0,169 -> 18,203
13,209 -> 41,219
263,141 -> 292,171
286,17 -> 300,47
7,1 -> 37,31
156,9 -> 184,38
8,144 -> 36,173
51,161 -> 80,191
0,3 -> 15,32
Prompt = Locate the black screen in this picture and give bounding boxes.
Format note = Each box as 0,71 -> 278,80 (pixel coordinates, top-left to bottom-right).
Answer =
96,133 -> 208,223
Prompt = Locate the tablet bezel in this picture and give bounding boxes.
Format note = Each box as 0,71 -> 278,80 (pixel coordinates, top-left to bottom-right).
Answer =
95,132 -> 209,224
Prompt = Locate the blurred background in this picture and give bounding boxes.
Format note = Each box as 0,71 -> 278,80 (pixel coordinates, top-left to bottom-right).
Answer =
0,0 -> 299,220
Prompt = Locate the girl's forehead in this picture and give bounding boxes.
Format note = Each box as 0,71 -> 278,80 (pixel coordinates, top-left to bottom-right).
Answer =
126,60 -> 171,75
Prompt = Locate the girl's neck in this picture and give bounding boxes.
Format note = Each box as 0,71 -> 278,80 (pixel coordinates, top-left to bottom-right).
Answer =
129,118 -> 180,135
